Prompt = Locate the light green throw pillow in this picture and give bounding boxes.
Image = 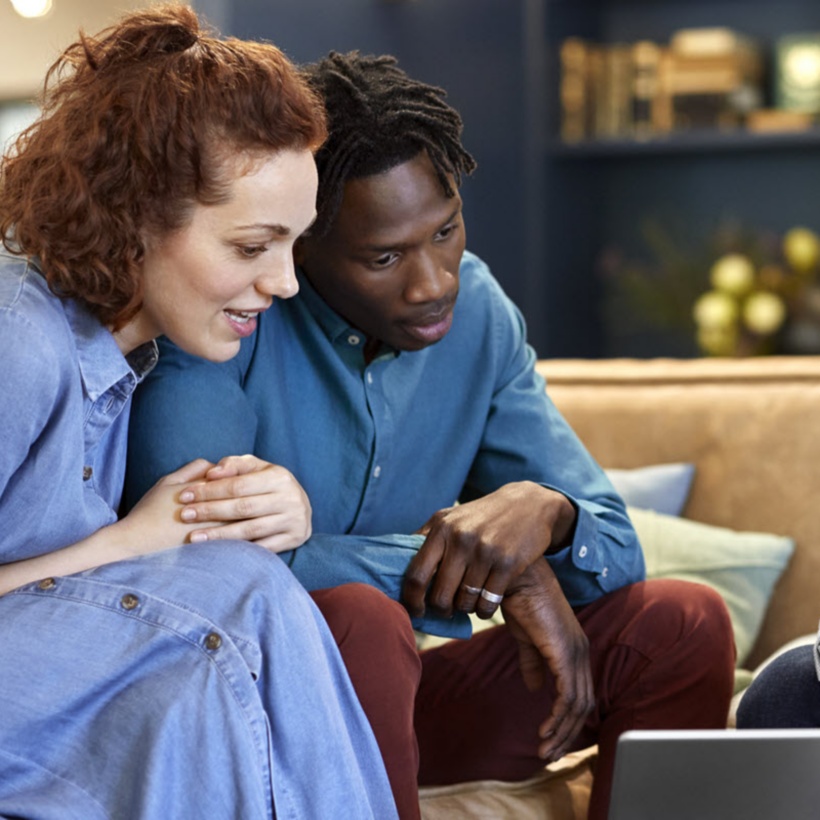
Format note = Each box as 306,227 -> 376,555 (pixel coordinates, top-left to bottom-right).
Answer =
629,506 -> 795,669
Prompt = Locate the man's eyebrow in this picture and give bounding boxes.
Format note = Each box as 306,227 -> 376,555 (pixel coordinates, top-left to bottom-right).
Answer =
361,204 -> 463,252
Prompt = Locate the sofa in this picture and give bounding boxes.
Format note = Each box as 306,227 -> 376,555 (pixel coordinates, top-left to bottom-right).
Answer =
419,355 -> 820,820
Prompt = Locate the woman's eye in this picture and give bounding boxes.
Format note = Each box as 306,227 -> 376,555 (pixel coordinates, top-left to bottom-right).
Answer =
239,245 -> 267,258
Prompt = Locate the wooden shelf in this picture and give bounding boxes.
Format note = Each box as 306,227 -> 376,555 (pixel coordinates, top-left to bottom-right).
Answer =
550,127 -> 820,159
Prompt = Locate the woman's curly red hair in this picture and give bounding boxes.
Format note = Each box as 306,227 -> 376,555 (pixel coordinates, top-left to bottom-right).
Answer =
0,4 -> 326,330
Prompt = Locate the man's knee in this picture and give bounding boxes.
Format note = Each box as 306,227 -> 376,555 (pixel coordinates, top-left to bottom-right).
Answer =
312,584 -> 419,652
312,584 -> 422,704
637,579 -> 736,680
600,579 -> 735,670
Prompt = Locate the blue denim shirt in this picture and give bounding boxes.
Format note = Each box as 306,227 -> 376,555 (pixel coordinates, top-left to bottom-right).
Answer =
0,253 -> 157,562
127,250 -> 645,609
0,253 -> 398,819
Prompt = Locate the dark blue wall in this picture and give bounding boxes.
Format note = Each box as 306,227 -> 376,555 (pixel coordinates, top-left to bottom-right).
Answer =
201,0 -> 820,358
211,0 -> 545,348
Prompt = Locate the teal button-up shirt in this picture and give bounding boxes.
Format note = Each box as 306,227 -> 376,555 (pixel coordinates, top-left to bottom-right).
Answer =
127,251 -> 644,618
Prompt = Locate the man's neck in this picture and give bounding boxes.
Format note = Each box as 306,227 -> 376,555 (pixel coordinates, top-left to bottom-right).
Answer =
363,336 -> 382,365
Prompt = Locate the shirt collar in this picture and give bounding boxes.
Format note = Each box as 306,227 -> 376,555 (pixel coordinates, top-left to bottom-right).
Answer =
63,297 -> 158,400
295,266 -> 398,362
295,266 -> 353,344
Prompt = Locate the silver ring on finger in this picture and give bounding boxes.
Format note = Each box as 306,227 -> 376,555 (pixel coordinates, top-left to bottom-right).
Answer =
479,588 -> 504,605
462,584 -> 483,596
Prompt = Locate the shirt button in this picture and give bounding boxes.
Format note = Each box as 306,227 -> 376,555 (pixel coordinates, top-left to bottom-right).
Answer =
121,593 -> 140,610
204,632 -> 222,651
578,545 -> 588,558
601,567 -> 609,578
347,334 -> 361,346
83,466 -> 93,481
373,465 -> 382,478
366,372 -> 373,385
38,577 -> 56,590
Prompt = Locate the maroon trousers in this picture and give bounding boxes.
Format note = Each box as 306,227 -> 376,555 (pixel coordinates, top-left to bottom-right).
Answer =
312,578 -> 735,820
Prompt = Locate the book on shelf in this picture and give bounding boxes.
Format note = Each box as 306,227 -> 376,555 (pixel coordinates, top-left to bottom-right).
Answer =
559,26 -> 766,143
631,41 -> 664,139
559,37 -> 594,143
669,27 -> 758,59
775,33 -> 820,113
668,27 -> 763,130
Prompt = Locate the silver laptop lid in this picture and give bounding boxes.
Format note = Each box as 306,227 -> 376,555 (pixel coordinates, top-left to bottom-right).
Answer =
609,729 -> 820,820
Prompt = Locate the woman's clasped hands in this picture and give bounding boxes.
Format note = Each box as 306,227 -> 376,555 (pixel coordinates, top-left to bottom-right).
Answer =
123,455 -> 312,556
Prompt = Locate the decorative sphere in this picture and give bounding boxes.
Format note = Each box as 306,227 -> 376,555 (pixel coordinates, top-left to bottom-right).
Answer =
742,291 -> 787,335
783,227 -> 820,274
693,290 -> 740,328
697,324 -> 738,356
710,253 -> 756,296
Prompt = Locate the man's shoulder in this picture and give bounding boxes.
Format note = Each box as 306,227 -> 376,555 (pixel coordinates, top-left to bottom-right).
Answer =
455,250 -> 523,334
458,249 -> 497,289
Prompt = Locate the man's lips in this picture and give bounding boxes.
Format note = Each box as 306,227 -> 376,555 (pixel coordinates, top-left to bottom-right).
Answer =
401,307 -> 455,344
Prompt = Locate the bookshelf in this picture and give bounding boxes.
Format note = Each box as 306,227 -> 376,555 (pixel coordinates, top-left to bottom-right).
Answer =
537,0 -> 820,357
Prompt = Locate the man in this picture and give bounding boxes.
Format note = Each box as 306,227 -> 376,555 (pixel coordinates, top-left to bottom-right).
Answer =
127,51 -> 735,820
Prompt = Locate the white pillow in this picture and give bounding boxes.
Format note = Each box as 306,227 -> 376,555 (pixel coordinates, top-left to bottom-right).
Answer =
606,462 -> 695,516
630,506 -> 795,668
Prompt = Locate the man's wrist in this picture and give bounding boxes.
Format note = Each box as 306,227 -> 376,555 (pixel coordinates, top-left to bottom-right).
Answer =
541,487 -> 578,553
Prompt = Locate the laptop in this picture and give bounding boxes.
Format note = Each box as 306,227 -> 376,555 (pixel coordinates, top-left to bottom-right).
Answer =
608,729 -> 820,820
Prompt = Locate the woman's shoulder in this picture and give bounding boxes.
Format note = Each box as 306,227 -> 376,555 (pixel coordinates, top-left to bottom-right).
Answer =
0,253 -> 72,385
0,252 -> 64,323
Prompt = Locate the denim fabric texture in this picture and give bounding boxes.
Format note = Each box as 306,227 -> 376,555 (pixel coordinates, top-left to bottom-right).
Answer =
0,253 -> 398,819
0,253 -> 157,563
129,251 -> 645,608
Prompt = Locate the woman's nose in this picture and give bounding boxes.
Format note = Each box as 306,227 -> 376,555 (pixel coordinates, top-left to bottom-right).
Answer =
256,253 -> 299,299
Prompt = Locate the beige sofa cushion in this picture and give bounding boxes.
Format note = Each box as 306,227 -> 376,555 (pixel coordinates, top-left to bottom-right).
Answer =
419,747 -> 595,820
538,357 -> 820,668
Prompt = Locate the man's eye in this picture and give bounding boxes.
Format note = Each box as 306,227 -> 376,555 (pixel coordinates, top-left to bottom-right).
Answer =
372,253 -> 398,268
436,224 -> 457,241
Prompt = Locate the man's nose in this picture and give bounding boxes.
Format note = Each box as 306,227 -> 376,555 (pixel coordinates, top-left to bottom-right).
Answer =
404,252 -> 453,303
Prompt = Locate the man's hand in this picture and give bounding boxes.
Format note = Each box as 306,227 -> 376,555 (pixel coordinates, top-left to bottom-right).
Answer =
175,455 -> 313,551
402,481 -> 576,620
502,559 -> 594,763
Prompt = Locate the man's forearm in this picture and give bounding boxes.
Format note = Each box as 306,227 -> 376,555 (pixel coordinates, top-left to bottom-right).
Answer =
282,532 -> 472,639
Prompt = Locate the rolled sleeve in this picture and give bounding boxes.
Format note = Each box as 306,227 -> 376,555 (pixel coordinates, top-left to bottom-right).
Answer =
545,494 -> 645,607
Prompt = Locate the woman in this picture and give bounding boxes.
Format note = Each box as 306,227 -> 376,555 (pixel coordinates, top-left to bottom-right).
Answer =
0,6 -> 397,818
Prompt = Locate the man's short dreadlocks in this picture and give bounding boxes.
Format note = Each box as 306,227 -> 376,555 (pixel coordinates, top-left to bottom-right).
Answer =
302,50 -> 477,236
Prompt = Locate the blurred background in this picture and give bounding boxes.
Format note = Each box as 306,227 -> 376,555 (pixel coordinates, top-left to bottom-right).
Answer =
4,0 -> 820,360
